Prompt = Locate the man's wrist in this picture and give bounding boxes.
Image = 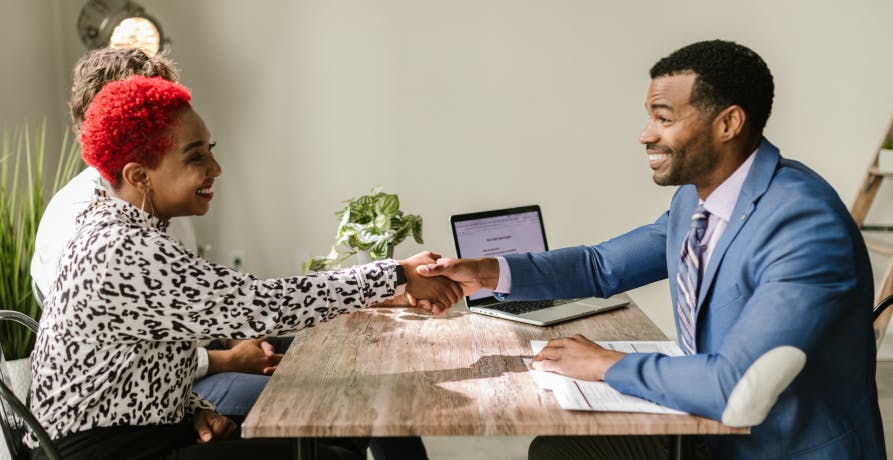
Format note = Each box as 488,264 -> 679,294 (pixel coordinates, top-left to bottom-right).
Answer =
480,257 -> 500,291
481,257 -> 512,294
601,351 -> 627,382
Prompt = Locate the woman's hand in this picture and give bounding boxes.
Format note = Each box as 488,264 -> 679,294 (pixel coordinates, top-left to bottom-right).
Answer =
370,293 -> 417,308
207,338 -> 284,375
193,409 -> 237,443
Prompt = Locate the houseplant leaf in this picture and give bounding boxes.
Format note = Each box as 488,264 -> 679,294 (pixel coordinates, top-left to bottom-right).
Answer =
0,120 -> 82,360
375,194 -> 400,217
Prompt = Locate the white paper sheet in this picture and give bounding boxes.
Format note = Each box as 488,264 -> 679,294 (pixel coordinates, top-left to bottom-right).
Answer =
525,340 -> 687,414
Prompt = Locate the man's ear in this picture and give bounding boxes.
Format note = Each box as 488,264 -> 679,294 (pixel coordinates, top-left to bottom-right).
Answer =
121,162 -> 151,190
714,105 -> 746,143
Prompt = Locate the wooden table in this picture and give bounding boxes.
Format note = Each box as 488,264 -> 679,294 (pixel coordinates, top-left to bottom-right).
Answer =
242,296 -> 748,459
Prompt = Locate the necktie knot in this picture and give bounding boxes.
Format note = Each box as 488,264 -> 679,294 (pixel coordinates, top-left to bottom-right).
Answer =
690,205 -> 709,239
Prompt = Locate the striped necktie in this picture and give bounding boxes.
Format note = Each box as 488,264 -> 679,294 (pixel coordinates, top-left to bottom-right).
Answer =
676,204 -> 709,355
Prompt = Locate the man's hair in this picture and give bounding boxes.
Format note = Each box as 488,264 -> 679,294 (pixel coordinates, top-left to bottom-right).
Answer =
69,47 -> 180,132
80,76 -> 192,187
650,40 -> 774,136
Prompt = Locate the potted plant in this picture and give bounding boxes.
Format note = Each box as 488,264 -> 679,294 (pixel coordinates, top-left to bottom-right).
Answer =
0,121 -> 82,397
879,139 -> 893,172
304,187 -> 423,272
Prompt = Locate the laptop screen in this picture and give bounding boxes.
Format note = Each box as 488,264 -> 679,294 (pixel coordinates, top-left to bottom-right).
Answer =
450,205 -> 548,303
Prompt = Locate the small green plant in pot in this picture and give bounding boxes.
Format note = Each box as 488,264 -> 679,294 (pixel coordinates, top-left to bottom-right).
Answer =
304,187 -> 423,272
0,121 -> 82,361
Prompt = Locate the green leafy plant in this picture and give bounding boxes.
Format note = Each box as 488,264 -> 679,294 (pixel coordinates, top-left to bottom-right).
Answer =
0,120 -> 82,360
882,139 -> 893,150
304,187 -> 423,272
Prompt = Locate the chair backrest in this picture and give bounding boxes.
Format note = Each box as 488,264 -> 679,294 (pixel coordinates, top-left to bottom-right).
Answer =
0,310 -> 60,460
873,294 -> 893,350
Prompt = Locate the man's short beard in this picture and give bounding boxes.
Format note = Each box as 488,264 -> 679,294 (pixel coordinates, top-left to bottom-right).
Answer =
652,131 -> 716,187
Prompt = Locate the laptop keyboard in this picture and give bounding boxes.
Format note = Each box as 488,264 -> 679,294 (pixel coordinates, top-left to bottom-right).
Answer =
489,299 -> 578,315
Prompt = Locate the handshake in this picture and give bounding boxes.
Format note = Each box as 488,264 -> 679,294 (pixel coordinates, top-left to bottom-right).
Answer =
392,251 -> 501,314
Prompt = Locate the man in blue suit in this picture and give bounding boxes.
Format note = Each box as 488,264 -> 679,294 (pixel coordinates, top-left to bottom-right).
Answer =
418,40 -> 885,459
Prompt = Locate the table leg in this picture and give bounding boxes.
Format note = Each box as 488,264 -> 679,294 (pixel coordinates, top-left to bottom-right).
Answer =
294,437 -> 317,460
670,435 -> 695,460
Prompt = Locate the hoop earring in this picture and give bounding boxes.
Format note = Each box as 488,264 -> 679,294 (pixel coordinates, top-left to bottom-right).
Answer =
140,189 -> 151,228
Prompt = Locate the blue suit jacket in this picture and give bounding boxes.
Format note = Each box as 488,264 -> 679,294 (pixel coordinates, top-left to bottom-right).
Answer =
503,139 -> 884,459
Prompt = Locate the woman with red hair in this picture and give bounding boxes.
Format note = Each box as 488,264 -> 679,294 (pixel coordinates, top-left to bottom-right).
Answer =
28,75 -> 460,460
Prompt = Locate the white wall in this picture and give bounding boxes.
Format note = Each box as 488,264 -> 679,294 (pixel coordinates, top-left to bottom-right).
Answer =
0,1 -> 71,157
22,1 -> 893,336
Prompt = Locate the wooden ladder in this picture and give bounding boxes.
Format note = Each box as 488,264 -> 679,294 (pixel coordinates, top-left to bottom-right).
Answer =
851,118 -> 893,347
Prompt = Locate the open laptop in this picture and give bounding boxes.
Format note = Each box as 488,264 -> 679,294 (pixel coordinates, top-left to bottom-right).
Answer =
450,205 -> 629,326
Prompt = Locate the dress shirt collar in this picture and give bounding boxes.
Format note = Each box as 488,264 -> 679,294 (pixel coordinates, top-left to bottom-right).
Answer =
702,150 -> 758,223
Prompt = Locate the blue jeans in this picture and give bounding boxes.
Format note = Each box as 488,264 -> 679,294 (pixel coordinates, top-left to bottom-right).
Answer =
193,372 -> 269,417
194,336 -> 294,417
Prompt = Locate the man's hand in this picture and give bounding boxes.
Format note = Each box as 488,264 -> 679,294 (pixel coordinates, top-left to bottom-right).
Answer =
207,338 -> 284,375
193,409 -> 237,443
398,251 -> 463,315
531,334 -> 625,381
415,257 -> 500,297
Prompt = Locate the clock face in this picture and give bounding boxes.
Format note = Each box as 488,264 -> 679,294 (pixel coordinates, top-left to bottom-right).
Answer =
109,17 -> 161,56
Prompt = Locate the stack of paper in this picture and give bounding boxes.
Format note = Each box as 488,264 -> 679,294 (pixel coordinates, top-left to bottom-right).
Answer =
525,340 -> 687,414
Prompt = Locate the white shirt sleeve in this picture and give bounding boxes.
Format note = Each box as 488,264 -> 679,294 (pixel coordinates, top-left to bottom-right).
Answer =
494,256 -> 512,294
195,346 -> 210,379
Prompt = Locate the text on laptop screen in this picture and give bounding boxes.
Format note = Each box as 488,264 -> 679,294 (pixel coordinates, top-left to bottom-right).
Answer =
454,210 -> 546,300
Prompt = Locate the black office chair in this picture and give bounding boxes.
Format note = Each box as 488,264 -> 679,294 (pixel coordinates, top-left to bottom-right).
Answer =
873,294 -> 893,350
875,294 -> 893,323
0,310 -> 61,460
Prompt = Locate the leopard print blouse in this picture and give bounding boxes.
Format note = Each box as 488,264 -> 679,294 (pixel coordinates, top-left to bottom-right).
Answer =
27,189 -> 398,446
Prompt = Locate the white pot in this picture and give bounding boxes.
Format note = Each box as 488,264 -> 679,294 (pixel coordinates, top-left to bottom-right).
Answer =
878,148 -> 893,172
0,357 -> 31,460
5,357 -> 31,402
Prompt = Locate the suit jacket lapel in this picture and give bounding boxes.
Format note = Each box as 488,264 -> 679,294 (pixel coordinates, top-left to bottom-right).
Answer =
695,138 -> 781,314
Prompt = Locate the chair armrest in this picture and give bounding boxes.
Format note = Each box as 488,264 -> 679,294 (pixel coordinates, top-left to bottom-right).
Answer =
0,379 -> 61,460
0,311 -> 38,333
